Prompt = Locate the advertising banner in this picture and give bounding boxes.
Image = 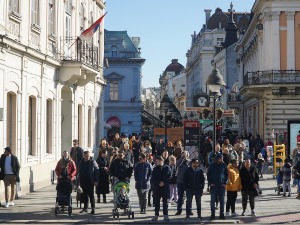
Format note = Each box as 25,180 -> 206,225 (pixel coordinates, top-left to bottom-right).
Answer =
184,121 -> 200,159
287,120 -> 300,157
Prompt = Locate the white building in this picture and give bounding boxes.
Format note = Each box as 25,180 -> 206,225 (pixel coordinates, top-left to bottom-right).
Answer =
232,0 -> 300,145
0,0 -> 106,196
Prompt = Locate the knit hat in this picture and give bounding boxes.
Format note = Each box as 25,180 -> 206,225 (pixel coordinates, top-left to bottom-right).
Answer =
215,153 -> 223,161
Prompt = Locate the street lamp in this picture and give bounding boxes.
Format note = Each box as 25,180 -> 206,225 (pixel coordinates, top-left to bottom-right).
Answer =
160,94 -> 172,144
206,68 -> 225,150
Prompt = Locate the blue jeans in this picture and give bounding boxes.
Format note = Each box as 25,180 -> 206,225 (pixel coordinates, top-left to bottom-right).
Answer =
210,185 -> 225,215
177,183 -> 185,211
186,190 -> 201,216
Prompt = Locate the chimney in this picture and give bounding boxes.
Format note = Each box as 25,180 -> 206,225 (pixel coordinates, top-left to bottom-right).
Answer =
204,9 -> 212,24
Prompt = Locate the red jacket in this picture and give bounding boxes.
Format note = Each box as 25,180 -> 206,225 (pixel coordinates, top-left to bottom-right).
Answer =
55,159 -> 77,180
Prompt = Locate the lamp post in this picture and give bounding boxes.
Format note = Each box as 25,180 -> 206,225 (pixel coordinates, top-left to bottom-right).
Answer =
160,94 -> 172,144
206,68 -> 225,149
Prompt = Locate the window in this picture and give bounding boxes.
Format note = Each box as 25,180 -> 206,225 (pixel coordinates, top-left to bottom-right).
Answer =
217,38 -> 223,46
87,106 -> 92,147
65,0 -> 72,42
111,47 -> 118,57
9,0 -> 19,14
109,81 -> 119,100
48,0 -> 55,35
28,96 -> 37,156
31,0 -> 40,26
65,0 -> 72,15
6,92 -> 17,155
46,99 -> 53,154
80,3 -> 84,31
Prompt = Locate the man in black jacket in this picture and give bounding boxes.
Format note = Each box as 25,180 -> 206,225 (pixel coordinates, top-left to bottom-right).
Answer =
0,147 -> 20,208
150,156 -> 171,222
183,158 -> 205,220
109,150 -> 133,182
78,151 -> 99,214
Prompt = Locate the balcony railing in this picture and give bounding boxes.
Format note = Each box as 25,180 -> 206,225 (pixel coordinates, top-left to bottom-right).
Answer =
58,37 -> 99,70
227,92 -> 243,102
243,70 -> 300,86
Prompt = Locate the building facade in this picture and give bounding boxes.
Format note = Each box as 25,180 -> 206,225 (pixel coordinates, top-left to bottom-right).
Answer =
0,0 -> 106,196
103,30 -> 145,139
232,0 -> 300,143
186,8 -> 250,107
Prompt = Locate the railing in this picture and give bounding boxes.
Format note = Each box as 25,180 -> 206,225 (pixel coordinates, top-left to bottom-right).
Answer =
58,37 -> 99,70
243,70 -> 300,85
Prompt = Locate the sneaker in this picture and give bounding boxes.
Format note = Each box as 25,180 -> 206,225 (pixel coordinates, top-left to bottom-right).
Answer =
288,193 -> 291,197
164,215 -> 170,221
226,211 -> 231,216
151,216 -> 158,221
241,211 -> 245,216
220,214 -> 226,220
197,215 -> 202,220
251,210 -> 256,216
90,209 -> 95,214
4,202 -> 9,208
232,212 -> 239,217
210,214 -> 215,220
185,215 -> 190,220
79,208 -> 87,213
9,201 -> 14,206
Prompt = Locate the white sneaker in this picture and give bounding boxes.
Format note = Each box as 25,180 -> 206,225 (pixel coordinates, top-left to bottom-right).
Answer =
4,202 -> 9,208
10,201 -> 14,206
232,212 -> 239,216
226,212 -> 231,216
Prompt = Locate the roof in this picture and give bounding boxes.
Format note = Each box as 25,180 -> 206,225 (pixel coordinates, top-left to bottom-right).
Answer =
164,59 -> 185,75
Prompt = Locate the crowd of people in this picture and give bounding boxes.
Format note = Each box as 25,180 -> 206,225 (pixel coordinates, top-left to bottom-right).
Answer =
1,131 -> 300,221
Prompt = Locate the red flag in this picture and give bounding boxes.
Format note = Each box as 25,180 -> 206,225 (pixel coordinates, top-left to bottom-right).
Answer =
79,12 -> 107,42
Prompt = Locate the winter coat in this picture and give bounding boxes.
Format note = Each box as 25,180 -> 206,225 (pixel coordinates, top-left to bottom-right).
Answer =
207,161 -> 228,186
70,146 -> 84,167
169,164 -> 177,184
78,157 -> 99,187
226,164 -> 242,191
55,158 -> 77,181
150,164 -> 171,196
208,151 -> 221,165
96,156 -> 110,194
155,142 -> 165,157
0,154 -> 20,181
183,167 -> 205,194
293,161 -> 300,179
282,162 -> 292,182
124,150 -> 134,165
109,158 -> 133,180
134,162 -> 153,189
240,166 -> 259,193
176,157 -> 190,184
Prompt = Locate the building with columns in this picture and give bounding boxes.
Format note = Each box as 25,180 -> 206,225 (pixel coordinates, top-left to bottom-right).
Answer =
230,0 -> 300,146
0,0 -> 106,196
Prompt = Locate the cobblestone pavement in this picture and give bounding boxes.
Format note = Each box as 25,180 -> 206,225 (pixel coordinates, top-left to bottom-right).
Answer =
0,166 -> 300,224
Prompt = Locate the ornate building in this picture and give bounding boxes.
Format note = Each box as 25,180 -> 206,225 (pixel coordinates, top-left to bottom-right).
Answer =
231,0 -> 300,145
186,7 -> 250,107
0,0 -> 106,196
104,30 -> 145,139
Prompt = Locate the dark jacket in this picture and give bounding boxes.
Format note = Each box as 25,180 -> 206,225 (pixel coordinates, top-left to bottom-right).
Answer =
293,162 -> 300,179
151,165 -> 171,195
169,164 -> 177,184
282,162 -> 292,182
176,157 -> 190,184
112,138 -> 122,148
96,156 -> 110,194
0,154 -> 20,180
109,158 -> 133,180
134,162 -> 153,189
78,157 -> 99,187
207,161 -> 228,186
183,167 -> 205,194
155,142 -> 165,156
70,146 -> 84,167
240,166 -> 259,192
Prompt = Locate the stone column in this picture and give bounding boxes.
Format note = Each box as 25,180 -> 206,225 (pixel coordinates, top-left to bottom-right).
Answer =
286,11 -> 296,70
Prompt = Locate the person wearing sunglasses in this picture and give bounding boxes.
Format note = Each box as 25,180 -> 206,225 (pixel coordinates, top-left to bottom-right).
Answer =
134,153 -> 153,214
109,150 -> 133,183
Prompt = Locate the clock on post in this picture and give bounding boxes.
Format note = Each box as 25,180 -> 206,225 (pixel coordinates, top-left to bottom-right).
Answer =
193,89 -> 209,107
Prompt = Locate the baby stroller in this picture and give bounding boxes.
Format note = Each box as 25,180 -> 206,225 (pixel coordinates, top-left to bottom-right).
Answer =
275,169 -> 287,195
55,178 -> 73,216
112,180 -> 134,219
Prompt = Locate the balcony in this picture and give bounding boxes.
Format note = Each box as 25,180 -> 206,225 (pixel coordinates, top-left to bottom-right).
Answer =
227,92 -> 243,109
241,70 -> 300,97
58,37 -> 100,86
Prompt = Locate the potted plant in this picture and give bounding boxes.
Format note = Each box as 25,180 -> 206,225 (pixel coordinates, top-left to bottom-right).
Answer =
202,108 -> 211,119
216,108 -> 224,120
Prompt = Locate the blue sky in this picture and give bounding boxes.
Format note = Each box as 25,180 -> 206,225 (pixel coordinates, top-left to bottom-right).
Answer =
104,1 -> 254,88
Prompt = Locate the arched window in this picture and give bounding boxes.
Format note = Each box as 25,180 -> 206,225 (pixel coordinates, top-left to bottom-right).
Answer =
111,46 -> 118,57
